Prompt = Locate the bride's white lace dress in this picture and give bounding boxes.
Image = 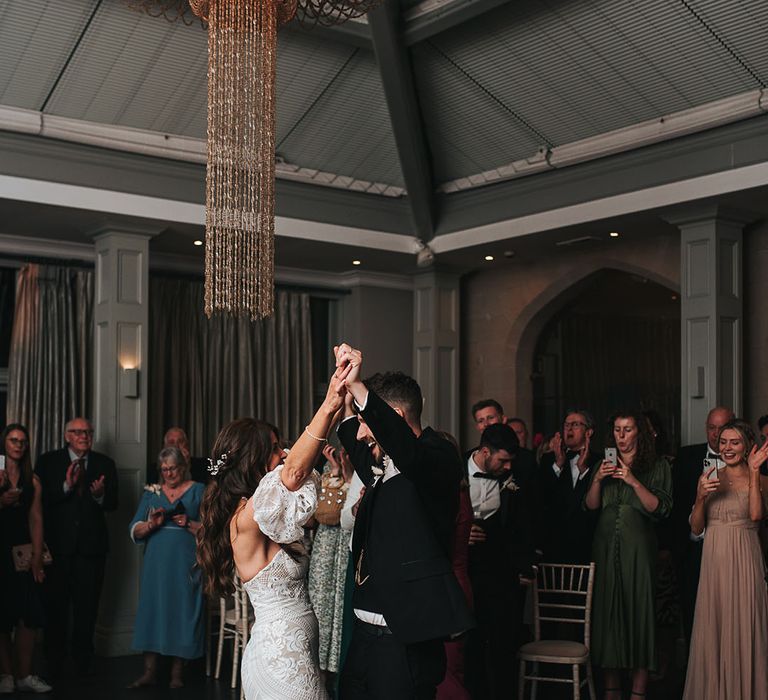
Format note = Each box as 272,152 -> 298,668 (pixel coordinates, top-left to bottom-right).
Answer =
241,465 -> 329,700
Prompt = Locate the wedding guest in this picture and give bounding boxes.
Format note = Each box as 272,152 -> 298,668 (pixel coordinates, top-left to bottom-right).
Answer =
465,423 -> 534,700
585,411 -> 672,700
0,424 -> 51,694
683,421 -> 768,699
537,410 -> 601,564
671,406 -> 733,647
147,427 -> 208,485
308,444 -> 354,691
35,418 -> 118,677
506,417 -> 530,450
128,447 -> 205,688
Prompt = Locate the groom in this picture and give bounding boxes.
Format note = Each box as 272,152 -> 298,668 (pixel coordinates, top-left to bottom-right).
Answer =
335,343 -> 473,699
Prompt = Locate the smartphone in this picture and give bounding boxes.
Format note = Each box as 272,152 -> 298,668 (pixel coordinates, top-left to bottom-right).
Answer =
604,448 -> 618,466
703,458 -> 720,480
0,455 -> 5,471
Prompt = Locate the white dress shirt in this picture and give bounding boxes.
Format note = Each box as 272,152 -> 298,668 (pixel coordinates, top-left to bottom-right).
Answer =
551,450 -> 590,487
468,452 -> 501,520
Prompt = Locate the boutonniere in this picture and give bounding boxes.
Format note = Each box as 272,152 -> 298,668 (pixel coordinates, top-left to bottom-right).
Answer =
501,474 -> 519,492
144,483 -> 161,495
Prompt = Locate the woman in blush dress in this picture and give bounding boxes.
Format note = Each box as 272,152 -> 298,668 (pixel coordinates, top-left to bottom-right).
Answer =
197,364 -> 349,700
683,420 -> 768,700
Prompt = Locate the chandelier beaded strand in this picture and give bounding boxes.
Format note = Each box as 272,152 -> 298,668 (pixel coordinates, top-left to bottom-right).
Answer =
127,0 -> 385,319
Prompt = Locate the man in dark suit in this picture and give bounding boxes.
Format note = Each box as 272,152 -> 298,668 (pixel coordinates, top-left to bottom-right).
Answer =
35,417 -> 119,675
672,405 -> 733,648
335,344 -> 473,699
464,423 -> 535,700
146,426 -> 208,484
537,409 -> 601,564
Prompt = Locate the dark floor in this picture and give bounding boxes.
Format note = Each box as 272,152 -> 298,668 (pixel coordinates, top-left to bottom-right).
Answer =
4,654 -> 686,699
6,656 -> 238,700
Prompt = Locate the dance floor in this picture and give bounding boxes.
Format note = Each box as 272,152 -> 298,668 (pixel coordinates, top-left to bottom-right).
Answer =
25,653 -> 684,699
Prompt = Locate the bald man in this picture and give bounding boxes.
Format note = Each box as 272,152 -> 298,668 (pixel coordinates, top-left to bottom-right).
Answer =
147,427 -> 209,484
672,406 -> 734,650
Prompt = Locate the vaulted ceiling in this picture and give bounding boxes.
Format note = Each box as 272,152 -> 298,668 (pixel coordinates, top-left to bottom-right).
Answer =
1,0 -> 768,272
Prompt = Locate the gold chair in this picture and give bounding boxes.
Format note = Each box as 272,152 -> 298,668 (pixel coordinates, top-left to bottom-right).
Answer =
518,562 -> 596,700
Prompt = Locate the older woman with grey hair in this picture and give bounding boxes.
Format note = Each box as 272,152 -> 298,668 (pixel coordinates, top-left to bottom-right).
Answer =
128,446 -> 205,688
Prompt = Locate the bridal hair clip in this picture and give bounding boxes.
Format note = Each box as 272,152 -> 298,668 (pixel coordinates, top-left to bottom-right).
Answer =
207,452 -> 229,476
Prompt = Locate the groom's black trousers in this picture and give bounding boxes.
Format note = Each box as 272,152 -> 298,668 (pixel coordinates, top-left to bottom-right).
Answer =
339,620 -> 446,699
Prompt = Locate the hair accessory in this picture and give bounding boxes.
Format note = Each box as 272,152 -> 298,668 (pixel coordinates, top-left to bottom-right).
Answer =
304,426 -> 327,442
207,452 -> 229,476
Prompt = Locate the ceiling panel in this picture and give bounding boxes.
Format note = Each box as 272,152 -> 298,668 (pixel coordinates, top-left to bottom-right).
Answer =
419,0 -> 764,182
43,2 -> 207,138
278,50 -> 404,187
0,0 -> 98,110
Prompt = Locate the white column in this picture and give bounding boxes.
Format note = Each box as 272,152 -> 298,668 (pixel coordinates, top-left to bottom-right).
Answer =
668,207 -> 749,444
413,271 -> 460,436
91,227 -> 156,656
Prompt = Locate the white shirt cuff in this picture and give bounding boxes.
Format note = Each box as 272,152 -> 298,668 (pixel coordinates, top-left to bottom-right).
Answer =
63,481 -> 71,494
354,390 -> 369,412
551,464 -> 563,476
93,493 -> 105,506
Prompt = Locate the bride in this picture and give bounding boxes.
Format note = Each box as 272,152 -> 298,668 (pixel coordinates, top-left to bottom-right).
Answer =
197,365 -> 349,699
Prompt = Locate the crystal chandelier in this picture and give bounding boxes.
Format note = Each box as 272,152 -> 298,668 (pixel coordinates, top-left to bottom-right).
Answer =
127,0 -> 384,318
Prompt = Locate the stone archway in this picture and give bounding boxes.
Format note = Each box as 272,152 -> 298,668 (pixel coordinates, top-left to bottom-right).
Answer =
504,258 -> 679,432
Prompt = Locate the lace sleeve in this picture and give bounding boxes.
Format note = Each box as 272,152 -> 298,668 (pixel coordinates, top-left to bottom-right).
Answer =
251,465 -> 320,543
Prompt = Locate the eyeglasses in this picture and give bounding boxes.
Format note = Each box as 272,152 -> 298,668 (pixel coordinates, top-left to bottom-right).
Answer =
160,466 -> 180,474
67,429 -> 94,437
7,437 -> 28,446
564,421 -> 588,430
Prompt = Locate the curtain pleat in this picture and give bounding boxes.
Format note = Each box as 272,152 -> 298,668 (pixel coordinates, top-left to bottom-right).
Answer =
148,277 -> 314,461
7,264 -> 93,458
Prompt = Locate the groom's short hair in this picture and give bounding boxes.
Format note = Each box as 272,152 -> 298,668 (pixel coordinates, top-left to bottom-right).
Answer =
364,372 -> 423,424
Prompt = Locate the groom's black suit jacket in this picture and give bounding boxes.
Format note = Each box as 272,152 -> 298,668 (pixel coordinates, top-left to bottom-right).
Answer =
338,391 -> 474,645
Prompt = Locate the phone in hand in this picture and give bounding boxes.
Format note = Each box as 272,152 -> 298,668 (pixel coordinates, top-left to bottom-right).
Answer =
703,458 -> 720,481
604,448 -> 618,467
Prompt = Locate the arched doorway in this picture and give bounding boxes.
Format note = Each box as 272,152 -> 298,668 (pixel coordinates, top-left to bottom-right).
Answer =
532,269 -> 680,446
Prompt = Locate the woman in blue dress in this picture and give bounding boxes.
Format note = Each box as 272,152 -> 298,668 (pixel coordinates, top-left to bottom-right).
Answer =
128,446 -> 205,688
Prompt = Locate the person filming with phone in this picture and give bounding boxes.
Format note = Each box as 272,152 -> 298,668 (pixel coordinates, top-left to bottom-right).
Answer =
585,411 -> 672,700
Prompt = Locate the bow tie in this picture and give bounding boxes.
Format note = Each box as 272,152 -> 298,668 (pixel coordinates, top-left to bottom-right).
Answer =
473,472 -> 503,481
565,450 -> 580,461
707,451 -> 720,459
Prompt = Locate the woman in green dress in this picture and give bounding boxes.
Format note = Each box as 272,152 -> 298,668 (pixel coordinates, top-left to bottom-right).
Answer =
585,411 -> 672,700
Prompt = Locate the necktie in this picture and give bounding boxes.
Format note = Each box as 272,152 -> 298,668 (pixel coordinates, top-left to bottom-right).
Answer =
76,458 -> 86,495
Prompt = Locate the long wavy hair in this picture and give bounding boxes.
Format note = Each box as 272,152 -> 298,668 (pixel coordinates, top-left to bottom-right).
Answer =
197,418 -> 278,598
1,424 -> 33,489
606,409 -> 657,473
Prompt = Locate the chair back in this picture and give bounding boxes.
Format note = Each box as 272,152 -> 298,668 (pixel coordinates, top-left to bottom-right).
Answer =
531,562 -> 595,647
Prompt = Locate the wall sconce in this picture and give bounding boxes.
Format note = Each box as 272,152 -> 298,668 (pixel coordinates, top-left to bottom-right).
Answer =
121,368 -> 139,398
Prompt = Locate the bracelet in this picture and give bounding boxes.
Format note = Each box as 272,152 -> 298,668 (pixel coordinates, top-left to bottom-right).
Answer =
305,426 -> 327,442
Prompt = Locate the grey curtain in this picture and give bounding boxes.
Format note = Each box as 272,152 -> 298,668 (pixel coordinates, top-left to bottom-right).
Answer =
6,264 -> 93,457
148,276 -> 314,460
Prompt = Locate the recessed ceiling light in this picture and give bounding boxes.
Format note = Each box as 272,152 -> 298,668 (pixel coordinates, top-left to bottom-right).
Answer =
484,255 -> 494,261
193,239 -> 203,246
352,260 -> 361,266
503,250 -> 515,258
609,231 -> 620,238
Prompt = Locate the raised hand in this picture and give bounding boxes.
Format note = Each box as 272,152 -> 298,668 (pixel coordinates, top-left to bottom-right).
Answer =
594,460 -> 616,484
612,460 -> 639,488
322,363 -> 351,414
747,441 -> 768,473
552,432 -> 565,467
696,467 -> 719,501
334,343 -> 363,391
90,475 -> 106,499
65,460 -> 83,489
322,444 -> 342,476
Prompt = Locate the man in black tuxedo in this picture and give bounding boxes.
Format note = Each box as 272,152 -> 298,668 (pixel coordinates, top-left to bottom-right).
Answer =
465,423 -> 535,699
672,405 -> 733,648
537,409 -> 601,564
146,426 -> 208,484
35,417 -> 118,675
467,399 -> 536,492
335,344 -> 473,699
